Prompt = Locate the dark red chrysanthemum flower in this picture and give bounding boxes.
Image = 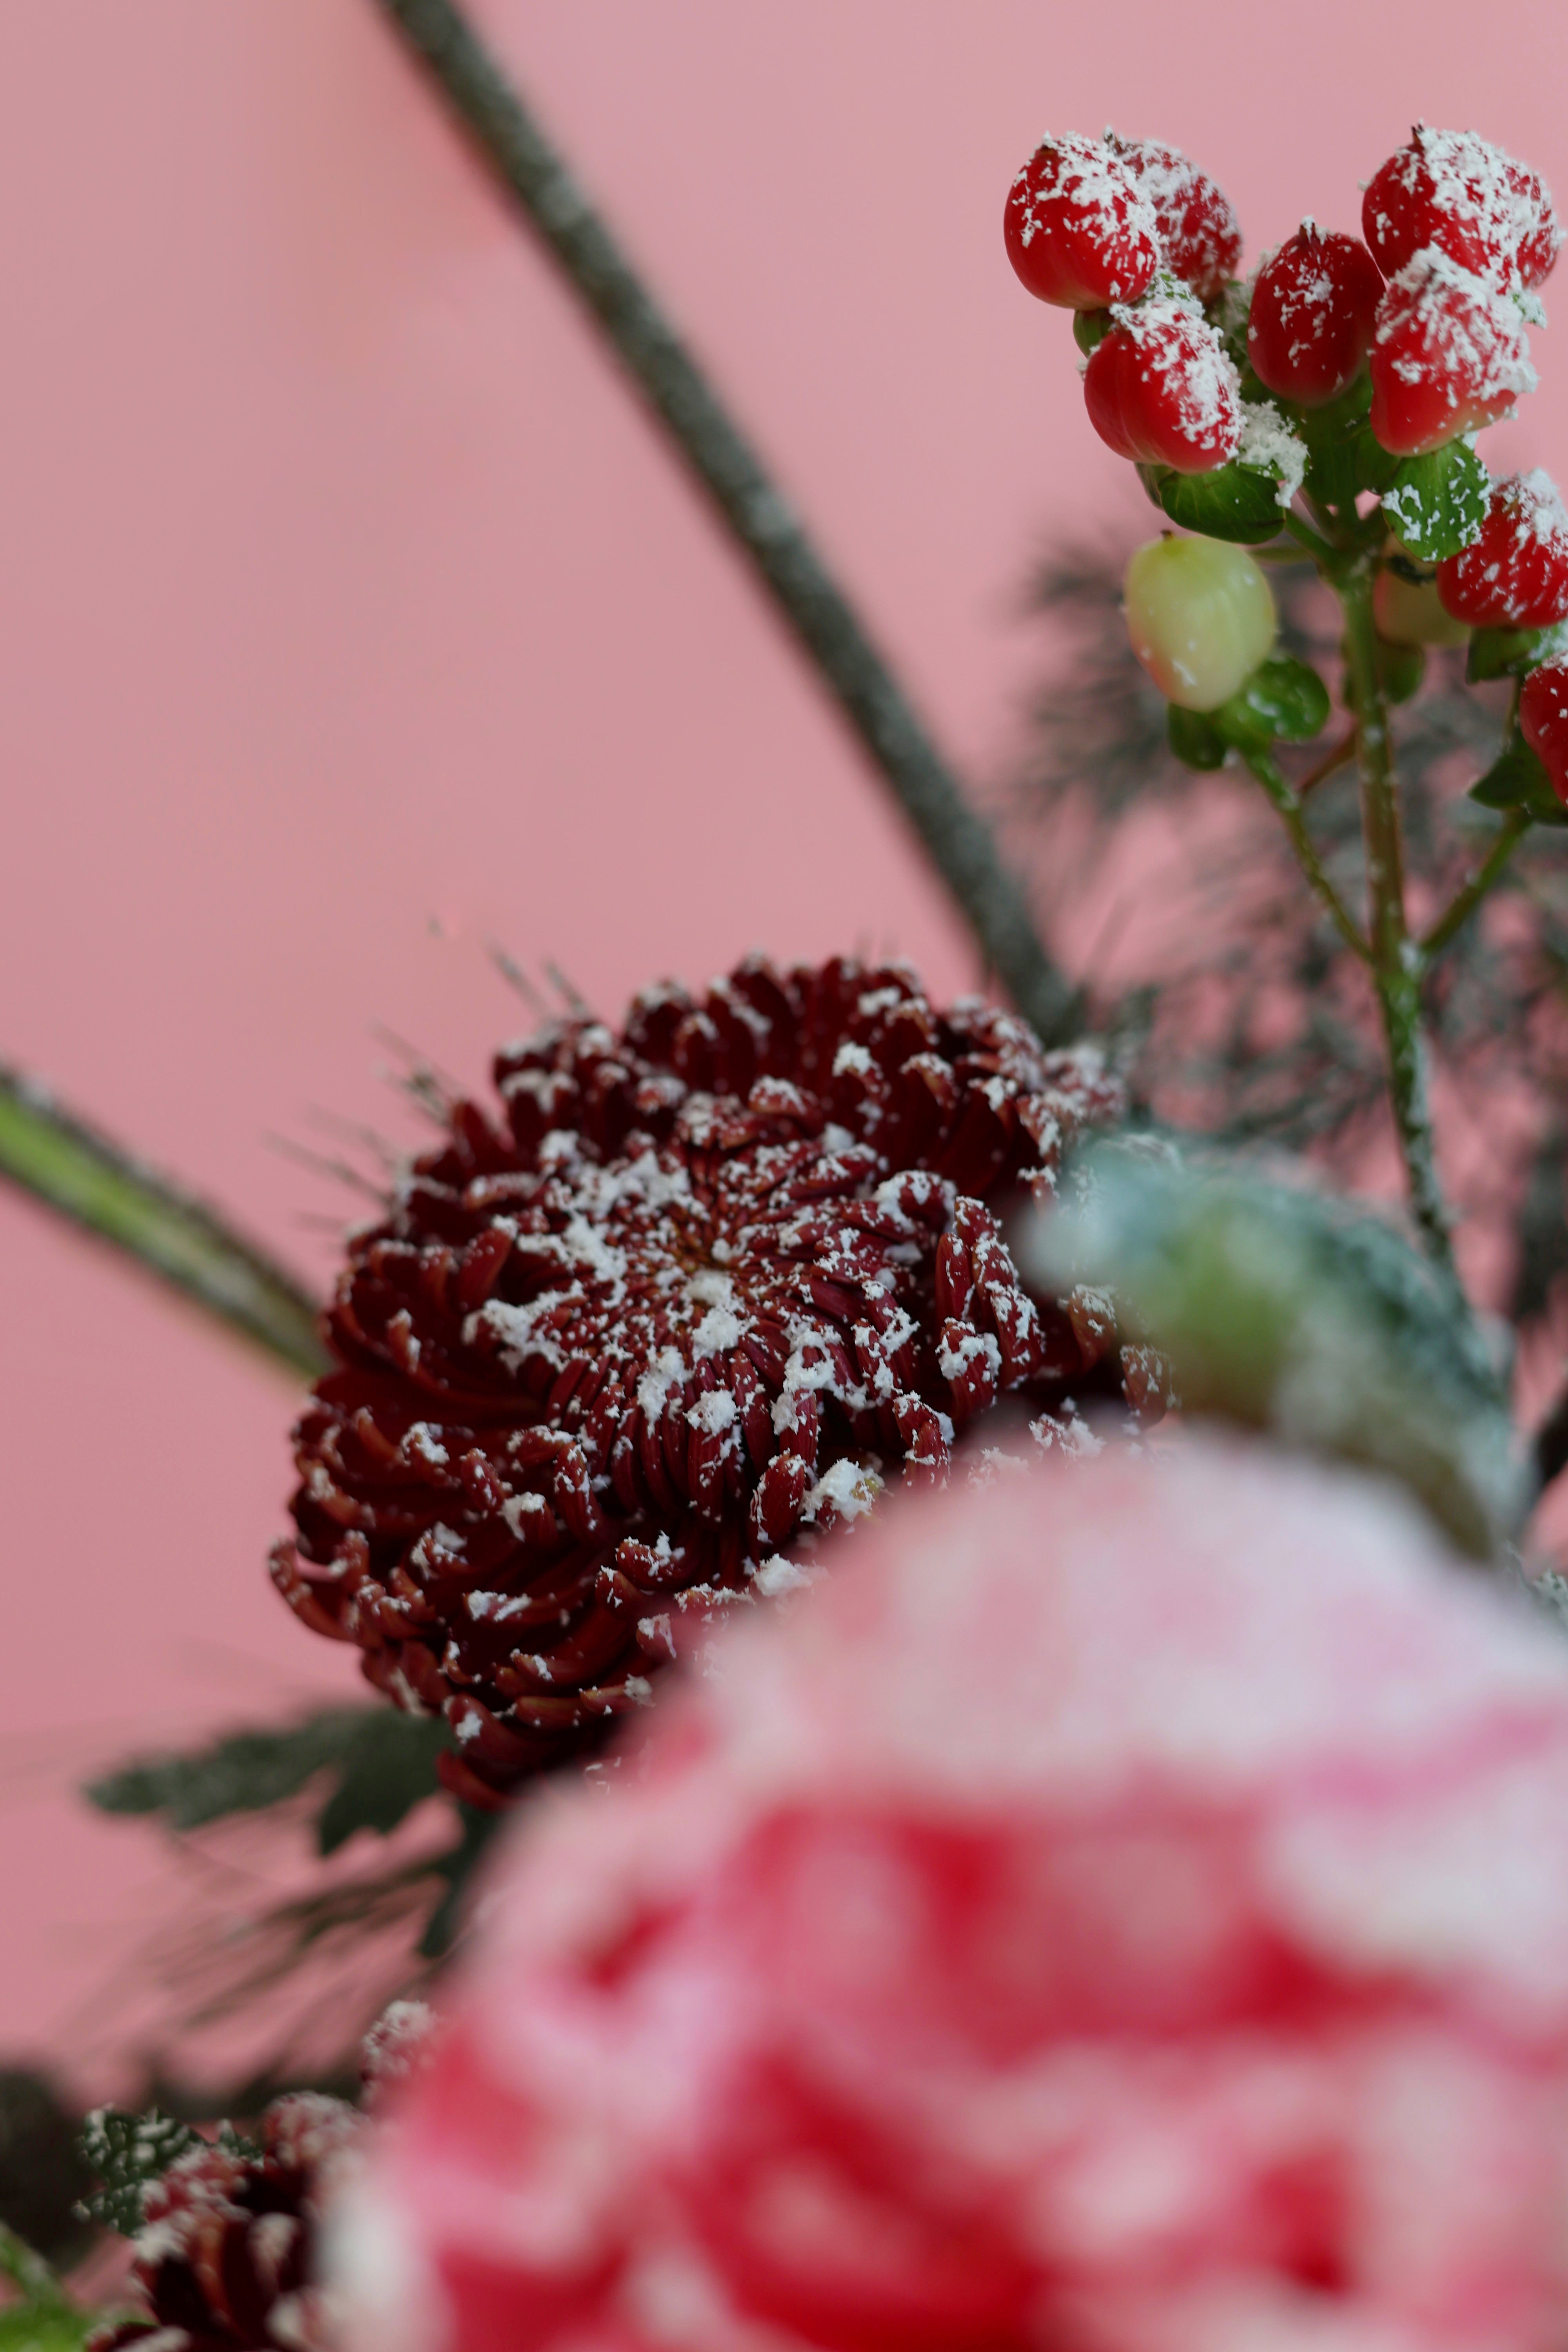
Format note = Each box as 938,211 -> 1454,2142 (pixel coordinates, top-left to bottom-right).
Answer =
272,957 -> 1144,1805
86,2097 -> 360,2352
85,2005 -> 430,2352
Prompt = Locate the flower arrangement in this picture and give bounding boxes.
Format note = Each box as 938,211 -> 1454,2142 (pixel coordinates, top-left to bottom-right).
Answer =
5,13 -> 1568,2352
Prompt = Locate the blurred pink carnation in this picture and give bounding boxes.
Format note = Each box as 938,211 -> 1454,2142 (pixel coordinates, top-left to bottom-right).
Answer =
338,1438 -> 1568,2352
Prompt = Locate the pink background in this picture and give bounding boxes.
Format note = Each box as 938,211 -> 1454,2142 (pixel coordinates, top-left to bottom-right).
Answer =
3,0 -> 1566,2075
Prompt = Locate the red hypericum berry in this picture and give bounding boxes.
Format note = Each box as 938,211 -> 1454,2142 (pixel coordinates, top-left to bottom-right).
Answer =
1083,298 -> 1242,472
1509,160 -> 1563,292
1363,126 -> 1559,293
1004,132 -> 1159,309
1436,472 -> 1568,628
1105,135 -> 1243,302
1246,223 -> 1384,407
1368,248 -> 1535,457
1522,660 -> 1568,802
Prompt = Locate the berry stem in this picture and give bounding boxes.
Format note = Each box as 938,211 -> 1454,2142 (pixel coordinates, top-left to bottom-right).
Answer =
1296,728 -> 1359,799
1337,557 -> 1458,1276
1280,512 -> 1339,565
1241,749 -> 1372,965
1418,810 -> 1530,960
367,0 -> 1080,1046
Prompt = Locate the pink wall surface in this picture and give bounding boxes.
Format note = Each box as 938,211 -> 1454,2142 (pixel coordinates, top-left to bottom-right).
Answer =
3,0 -> 1566,2074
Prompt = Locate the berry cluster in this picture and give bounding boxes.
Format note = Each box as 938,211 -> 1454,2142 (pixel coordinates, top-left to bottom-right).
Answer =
1007,124 -> 1568,804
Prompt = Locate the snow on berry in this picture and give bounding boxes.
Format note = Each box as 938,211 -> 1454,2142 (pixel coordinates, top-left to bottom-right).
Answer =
1437,472 -> 1568,628
1236,400 -> 1308,506
1083,296 -> 1242,472
1105,135 -> 1242,302
1004,133 -> 1159,309
1247,222 -> 1384,407
1363,126 -> 1560,294
1522,659 -> 1568,802
1510,159 -> 1563,294
1368,246 -> 1535,457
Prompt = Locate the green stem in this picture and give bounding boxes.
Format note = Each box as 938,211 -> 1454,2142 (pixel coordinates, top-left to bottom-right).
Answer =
1419,810 -> 1530,961
0,2227 -> 70,2315
1337,559 -> 1457,1275
0,1066 -> 328,1379
1295,727 -> 1358,799
1280,511 -> 1338,564
1242,750 -> 1371,966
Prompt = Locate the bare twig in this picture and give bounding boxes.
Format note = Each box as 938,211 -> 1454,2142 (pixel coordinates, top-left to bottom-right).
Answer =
368,0 -> 1078,1045
0,1065 -> 328,1379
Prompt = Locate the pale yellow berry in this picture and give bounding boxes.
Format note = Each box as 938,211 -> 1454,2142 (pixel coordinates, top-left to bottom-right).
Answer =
1124,534 -> 1277,712
1373,560 -> 1471,648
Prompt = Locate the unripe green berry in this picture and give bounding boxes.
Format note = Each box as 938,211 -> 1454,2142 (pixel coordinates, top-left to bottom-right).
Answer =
1124,534 -> 1277,712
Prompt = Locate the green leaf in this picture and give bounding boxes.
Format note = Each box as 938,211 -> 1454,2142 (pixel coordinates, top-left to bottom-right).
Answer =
1166,704 -> 1228,770
1381,439 -> 1490,561
1215,656 -> 1330,749
314,1711 -> 456,1856
1377,637 -> 1426,704
1072,307 -> 1113,357
1210,278 -> 1253,374
0,1067 -> 328,1381
1352,425 -> 1403,496
86,1706 -> 452,1855
1469,739 -> 1564,822
1345,634 -> 1426,711
0,2232 -> 63,2313
0,2301 -> 93,2352
1137,460 -> 1287,545
1294,376 -> 1397,508
1025,1144 -> 1525,1559
77,2111 -> 201,2237
1467,622 -> 1568,683
0,2236 -> 90,2352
